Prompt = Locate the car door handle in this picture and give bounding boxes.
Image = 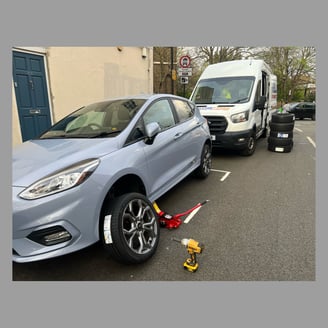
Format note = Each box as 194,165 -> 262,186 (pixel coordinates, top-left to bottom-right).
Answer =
174,132 -> 183,140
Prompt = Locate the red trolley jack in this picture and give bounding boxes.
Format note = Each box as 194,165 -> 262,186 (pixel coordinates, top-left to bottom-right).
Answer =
153,200 -> 209,229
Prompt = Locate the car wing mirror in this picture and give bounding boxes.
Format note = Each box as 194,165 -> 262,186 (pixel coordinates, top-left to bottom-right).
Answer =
145,122 -> 161,144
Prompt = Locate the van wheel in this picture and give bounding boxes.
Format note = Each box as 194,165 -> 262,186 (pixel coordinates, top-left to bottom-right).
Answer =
100,193 -> 160,264
240,133 -> 256,156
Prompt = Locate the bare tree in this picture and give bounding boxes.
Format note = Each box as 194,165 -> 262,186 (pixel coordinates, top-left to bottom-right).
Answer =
153,47 -> 177,94
196,46 -> 253,64
175,46 -> 253,97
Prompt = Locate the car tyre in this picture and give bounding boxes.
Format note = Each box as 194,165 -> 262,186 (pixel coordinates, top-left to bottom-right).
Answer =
100,193 -> 160,264
268,136 -> 293,146
268,141 -> 293,153
269,130 -> 293,139
269,121 -> 295,132
194,143 -> 212,178
268,117 -> 294,153
271,112 -> 295,123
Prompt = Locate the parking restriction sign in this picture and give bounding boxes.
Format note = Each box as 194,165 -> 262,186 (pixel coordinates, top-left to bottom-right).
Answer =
179,55 -> 191,68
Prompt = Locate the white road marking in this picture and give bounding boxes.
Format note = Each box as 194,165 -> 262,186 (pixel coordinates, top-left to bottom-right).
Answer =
211,169 -> 231,181
294,127 -> 303,132
307,136 -> 316,148
184,207 -> 201,224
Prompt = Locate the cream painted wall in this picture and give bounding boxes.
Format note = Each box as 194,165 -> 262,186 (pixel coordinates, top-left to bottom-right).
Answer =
47,47 -> 153,122
12,46 -> 153,146
12,84 -> 22,145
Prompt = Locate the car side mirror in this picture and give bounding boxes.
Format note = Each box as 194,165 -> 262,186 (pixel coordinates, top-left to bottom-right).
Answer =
145,122 -> 161,144
254,96 -> 266,110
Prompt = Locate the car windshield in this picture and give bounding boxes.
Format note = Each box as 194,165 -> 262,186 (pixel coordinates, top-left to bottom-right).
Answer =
190,76 -> 255,104
40,98 -> 146,139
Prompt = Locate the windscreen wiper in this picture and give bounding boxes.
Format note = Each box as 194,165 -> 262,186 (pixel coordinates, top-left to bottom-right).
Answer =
232,97 -> 248,103
90,130 -> 122,138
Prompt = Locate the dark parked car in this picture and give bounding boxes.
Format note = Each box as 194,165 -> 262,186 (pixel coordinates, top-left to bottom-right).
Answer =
286,102 -> 315,120
12,94 -> 212,264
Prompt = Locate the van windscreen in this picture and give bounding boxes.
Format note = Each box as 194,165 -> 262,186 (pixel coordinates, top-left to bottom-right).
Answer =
191,76 -> 255,104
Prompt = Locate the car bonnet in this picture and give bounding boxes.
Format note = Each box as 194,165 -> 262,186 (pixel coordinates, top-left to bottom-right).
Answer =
12,138 -> 119,187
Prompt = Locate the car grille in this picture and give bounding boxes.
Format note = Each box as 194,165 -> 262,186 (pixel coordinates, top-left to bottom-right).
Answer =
203,116 -> 228,134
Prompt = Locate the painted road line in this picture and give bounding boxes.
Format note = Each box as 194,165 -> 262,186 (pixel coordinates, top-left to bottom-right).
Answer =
294,127 -> 303,132
184,207 -> 201,224
307,136 -> 316,148
211,169 -> 231,181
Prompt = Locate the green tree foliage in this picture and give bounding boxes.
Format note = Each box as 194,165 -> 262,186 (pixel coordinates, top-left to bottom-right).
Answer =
253,46 -> 316,103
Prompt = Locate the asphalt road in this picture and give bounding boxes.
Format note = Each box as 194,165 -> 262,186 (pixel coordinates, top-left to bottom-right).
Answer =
12,119 -> 316,281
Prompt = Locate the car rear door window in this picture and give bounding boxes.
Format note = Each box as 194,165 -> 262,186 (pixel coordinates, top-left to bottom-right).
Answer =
172,99 -> 194,122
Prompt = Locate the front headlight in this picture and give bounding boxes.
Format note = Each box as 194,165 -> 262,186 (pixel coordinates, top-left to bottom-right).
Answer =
19,159 -> 100,200
231,110 -> 249,123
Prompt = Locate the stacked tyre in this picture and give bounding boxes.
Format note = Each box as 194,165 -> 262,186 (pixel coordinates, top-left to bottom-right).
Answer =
268,112 -> 295,153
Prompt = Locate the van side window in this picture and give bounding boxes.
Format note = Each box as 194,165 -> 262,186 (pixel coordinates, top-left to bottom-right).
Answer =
254,81 -> 261,105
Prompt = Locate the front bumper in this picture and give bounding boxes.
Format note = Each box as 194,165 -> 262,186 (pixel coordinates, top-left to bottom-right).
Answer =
12,185 -> 101,263
210,129 -> 253,149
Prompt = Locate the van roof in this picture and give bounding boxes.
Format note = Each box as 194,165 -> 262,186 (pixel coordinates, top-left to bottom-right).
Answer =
200,59 -> 273,79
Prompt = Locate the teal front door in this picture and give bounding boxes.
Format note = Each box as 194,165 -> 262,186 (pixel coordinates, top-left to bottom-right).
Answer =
12,51 -> 52,141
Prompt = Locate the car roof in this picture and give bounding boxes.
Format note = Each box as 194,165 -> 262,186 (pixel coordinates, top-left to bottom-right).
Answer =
96,93 -> 189,104
107,93 -> 185,99
296,102 -> 315,106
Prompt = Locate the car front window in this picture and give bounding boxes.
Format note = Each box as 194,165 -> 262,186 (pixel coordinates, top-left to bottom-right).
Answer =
143,99 -> 175,130
40,99 -> 146,139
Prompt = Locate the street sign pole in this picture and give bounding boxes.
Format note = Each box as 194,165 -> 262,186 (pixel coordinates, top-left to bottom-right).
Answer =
179,55 -> 192,98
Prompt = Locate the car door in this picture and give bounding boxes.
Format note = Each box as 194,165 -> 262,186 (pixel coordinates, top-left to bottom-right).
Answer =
297,103 -> 307,118
140,97 -> 200,199
304,103 -> 314,118
170,98 -> 203,163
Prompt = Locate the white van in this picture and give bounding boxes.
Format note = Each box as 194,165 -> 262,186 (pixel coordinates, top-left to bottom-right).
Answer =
190,59 -> 277,155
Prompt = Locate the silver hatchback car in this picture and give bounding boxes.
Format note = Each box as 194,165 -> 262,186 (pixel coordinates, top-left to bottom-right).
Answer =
13,94 -> 212,264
